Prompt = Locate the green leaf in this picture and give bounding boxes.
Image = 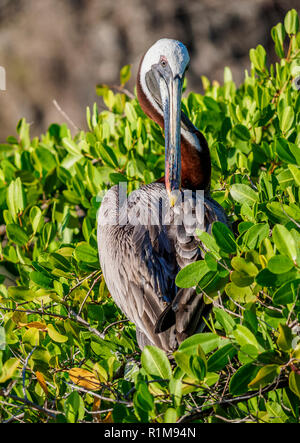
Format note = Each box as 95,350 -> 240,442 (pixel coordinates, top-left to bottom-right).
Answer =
248,364 -> 281,389
232,325 -> 259,349
231,257 -> 258,276
231,271 -> 254,288
284,9 -> 299,35
74,242 -> 98,264
267,255 -> 294,274
134,381 -> 154,412
230,184 -> 259,207
189,349 -> 207,381
214,307 -> 236,335
288,165 -> 300,186
176,261 -> 209,288
164,408 -> 177,424
124,102 -> 137,124
225,282 -> 255,303
62,138 -> 83,157
30,206 -> 43,233
178,333 -> 222,355
120,65 -> 131,86
8,287 -> 37,303
30,271 -> 53,290
64,391 -> 85,423
174,350 -> 194,377
42,223 -> 57,249
169,378 -> 182,408
232,124 -> 251,141
98,143 -> 119,168
212,222 -> 237,254
271,23 -> 286,58
279,106 -> 294,133
250,44 -> 267,72
243,223 -> 269,249
256,268 -> 297,288
35,146 -> 57,171
274,139 -> 296,164
174,349 -> 206,381
272,225 -> 297,260
141,346 -> 172,379
277,324 -> 293,352
207,344 -> 237,372
197,231 -> 221,260
229,363 -> 259,396
6,178 -> 27,222
289,371 -> 300,399
238,344 -> 259,364
273,280 -> 300,305
6,224 -> 29,246
0,144 -> 14,153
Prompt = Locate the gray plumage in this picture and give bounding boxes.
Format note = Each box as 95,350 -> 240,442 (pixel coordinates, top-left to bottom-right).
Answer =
97,182 -> 227,352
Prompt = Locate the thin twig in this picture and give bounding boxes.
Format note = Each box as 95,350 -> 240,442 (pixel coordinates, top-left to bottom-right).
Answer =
2,413 -> 25,424
0,305 -> 105,340
53,99 -> 79,132
214,414 -> 253,423
68,383 -> 133,406
0,306 -> 68,320
64,270 -> 99,301
78,275 -> 102,316
2,394 -> 60,419
86,408 -> 113,415
102,319 -> 129,335
177,378 -> 288,423
287,286 -> 299,326
280,202 -> 300,228
22,347 -> 37,401
109,85 -> 135,100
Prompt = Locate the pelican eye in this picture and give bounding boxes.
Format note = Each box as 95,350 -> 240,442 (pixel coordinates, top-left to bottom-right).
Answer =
160,59 -> 168,68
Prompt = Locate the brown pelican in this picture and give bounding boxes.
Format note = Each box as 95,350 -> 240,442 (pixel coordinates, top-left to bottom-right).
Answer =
97,39 -> 227,352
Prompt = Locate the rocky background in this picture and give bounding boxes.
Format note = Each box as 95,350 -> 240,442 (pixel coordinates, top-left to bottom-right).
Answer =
0,0 -> 299,140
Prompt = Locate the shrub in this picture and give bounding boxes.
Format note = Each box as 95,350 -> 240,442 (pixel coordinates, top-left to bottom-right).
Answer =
0,9 -> 299,423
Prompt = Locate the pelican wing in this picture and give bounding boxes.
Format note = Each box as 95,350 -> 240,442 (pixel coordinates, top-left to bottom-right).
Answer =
97,182 -> 226,351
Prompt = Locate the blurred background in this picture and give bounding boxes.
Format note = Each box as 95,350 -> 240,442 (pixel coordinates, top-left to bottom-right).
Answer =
0,0 -> 299,141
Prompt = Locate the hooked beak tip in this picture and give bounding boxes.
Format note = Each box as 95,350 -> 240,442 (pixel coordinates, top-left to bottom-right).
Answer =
167,189 -> 179,208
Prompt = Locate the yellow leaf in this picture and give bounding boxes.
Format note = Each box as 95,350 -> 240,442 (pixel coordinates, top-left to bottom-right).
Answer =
12,311 -> 27,325
69,368 -> 102,391
0,358 -> 20,383
93,362 -> 108,383
103,411 -> 113,423
289,371 -> 300,399
248,364 -> 280,389
36,371 -> 48,396
92,397 -> 101,423
23,328 -> 39,346
25,322 -> 48,332
292,343 -> 300,360
47,324 -> 68,343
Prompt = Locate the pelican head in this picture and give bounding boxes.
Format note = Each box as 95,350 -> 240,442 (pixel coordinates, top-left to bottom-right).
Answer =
139,39 -> 190,205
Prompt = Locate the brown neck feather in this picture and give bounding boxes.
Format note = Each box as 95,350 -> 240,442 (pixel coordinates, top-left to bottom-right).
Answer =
137,62 -> 211,191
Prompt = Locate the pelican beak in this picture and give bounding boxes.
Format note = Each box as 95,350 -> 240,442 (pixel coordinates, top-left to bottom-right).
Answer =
161,75 -> 182,207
